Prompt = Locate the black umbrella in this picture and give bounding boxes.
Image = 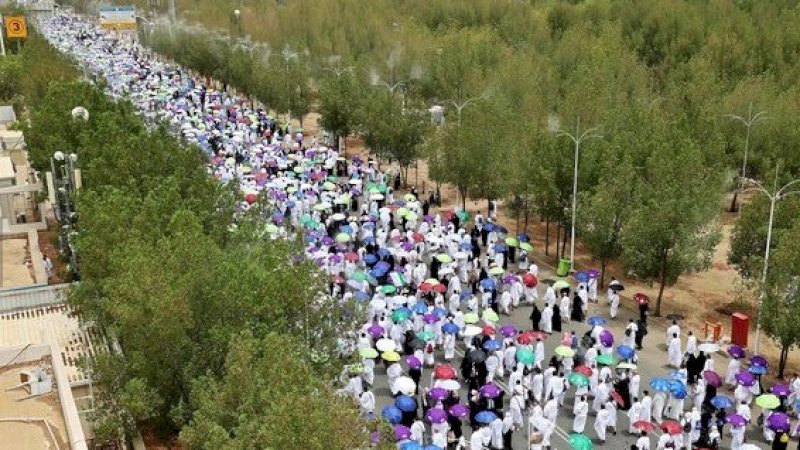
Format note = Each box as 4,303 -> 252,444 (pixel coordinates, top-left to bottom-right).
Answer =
666,313 -> 685,321
609,283 -> 625,292
466,349 -> 487,363
408,338 -> 426,350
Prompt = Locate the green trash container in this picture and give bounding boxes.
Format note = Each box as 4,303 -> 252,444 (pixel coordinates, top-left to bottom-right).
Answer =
557,259 -> 572,277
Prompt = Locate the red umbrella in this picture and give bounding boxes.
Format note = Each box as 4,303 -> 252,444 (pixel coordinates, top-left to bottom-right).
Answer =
660,420 -> 683,435
574,365 -> 593,377
633,293 -> 649,305
434,365 -> 456,380
245,193 -> 258,204
633,420 -> 655,432
442,210 -> 455,221
412,232 -> 425,243
522,273 -> 538,288
433,284 -> 447,294
419,283 -> 434,293
482,325 -> 496,337
517,330 -> 546,344
610,390 -> 625,407
345,252 -> 359,262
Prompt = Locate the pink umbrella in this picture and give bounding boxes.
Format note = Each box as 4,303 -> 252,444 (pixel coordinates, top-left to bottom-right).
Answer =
703,370 -> 722,388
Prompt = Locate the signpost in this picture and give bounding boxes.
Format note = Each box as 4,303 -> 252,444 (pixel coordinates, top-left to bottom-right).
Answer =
99,5 -> 137,30
0,15 -> 28,55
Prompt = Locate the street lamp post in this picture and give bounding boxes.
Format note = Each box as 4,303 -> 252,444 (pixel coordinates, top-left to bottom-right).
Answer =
725,103 -> 768,212
549,116 -> 601,272
740,168 -> 800,355
447,98 -> 477,127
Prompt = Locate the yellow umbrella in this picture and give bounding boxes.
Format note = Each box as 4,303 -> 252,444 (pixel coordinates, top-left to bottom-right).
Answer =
382,350 -> 401,362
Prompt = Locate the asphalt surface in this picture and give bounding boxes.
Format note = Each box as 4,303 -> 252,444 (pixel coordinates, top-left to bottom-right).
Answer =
371,261 -> 771,449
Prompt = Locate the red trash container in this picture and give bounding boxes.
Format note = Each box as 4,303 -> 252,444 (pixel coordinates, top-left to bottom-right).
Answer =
731,313 -> 749,348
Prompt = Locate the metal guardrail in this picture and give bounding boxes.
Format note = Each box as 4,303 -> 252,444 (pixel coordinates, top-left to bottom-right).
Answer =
0,283 -> 71,312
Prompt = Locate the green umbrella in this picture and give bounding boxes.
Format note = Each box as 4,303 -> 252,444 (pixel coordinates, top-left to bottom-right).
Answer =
456,210 -> 469,221
405,212 -> 418,222
516,348 -> 535,365
368,186 -> 381,194
568,372 -> 589,388
359,347 -> 378,359
313,202 -> 332,211
299,214 -> 312,224
265,224 -> 279,233
555,345 -> 576,357
596,354 -> 617,366
397,207 -> 410,217
391,310 -> 411,323
350,271 -> 369,282
482,309 -> 499,323
505,237 -> 518,247
489,267 -> 504,275
293,166 -> 305,173
755,394 -> 780,409
569,433 -> 593,450
404,193 -> 416,202
417,330 -> 436,342
380,285 -> 397,294
323,181 -> 336,190
553,280 -> 570,290
435,254 -> 453,263
520,242 -> 534,252
463,313 -> 480,324
287,185 -> 298,193
336,233 -> 351,243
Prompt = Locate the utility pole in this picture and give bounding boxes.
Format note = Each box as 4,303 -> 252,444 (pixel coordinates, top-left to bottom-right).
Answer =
168,0 -> 176,22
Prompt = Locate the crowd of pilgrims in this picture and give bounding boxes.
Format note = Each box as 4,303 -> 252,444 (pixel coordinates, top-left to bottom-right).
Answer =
40,11 -> 800,450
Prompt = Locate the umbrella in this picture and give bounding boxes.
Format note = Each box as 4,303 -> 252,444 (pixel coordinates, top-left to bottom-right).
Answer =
698,342 -> 719,353
749,365 -> 767,375
423,313 -> 439,325
406,356 -> 422,370
726,414 -> 747,427
649,377 -> 671,392
522,273 -> 538,287
448,404 -> 470,418
482,325 -> 496,336
466,349 -> 487,363
429,387 -> 449,401
463,313 -> 480,324
568,372 -> 589,388
771,384 -> 791,396
492,244 -> 507,254
520,242 -> 534,251
441,379 -> 461,391
609,282 -> 625,292
368,324 -> 385,339
597,354 -> 617,366
750,354 -> 768,367
442,322 -> 459,334
391,309 -> 411,323
573,271 -> 590,283
587,316 -> 607,326
587,269 -> 601,279
393,376 -> 416,395
517,330 -> 546,344
633,420 -> 655,432
568,433 -> 593,450
376,338 -> 397,352
617,362 -> 637,370
381,405 -> 403,424
355,345 -> 378,360
669,370 -> 687,381
767,412 -> 791,432
516,348 -> 535,365
736,370 -> 756,387
475,410 -> 497,424
426,408 -> 448,424
483,339 -> 503,352
574,365 -> 593,376
555,345 -> 576,357
599,330 -> 614,347
479,383 -> 502,399
505,237 -> 518,247
382,351 -> 401,362
756,394 -> 781,409
488,266 -> 505,276
616,345 -> 635,360
435,254 -> 452,263
408,338 -> 426,350
500,324 -> 518,338
394,424 -> 412,441
434,365 -> 457,380
463,325 -> 482,337
703,371 -> 722,388
417,330 -> 436,342
395,395 -> 418,412
711,395 -> 734,409
553,280 -> 570,290
610,390 -> 625,407
482,309 -> 500,323
728,345 -> 746,359
660,419 -> 683,435
668,379 -> 686,394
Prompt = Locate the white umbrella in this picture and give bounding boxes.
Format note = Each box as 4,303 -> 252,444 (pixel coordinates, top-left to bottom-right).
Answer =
369,299 -> 386,311
440,379 -> 460,391
376,338 -> 396,352
387,363 -> 403,379
463,325 -> 482,337
393,376 -> 416,396
698,343 -> 719,353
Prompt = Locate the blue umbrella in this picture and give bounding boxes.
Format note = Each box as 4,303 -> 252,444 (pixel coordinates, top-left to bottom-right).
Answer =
518,232 -> 530,242
364,254 -> 378,265
587,316 -> 606,327
616,345 -> 635,360
481,278 -> 497,291
493,243 -> 508,253
475,410 -> 497,424
711,395 -> 734,409
460,242 -> 473,250
340,224 -> 353,234
749,365 -> 767,375
412,302 -> 428,314
378,248 -> 391,258
483,339 -> 503,352
669,370 -> 687,381
496,225 -> 508,234
442,322 -> 459,334
573,271 -> 589,283
422,446 -> 443,450
432,307 -> 448,318
483,223 -> 495,232
668,380 -> 686,395
401,442 -> 421,450
395,307 -> 413,317
363,236 -> 376,244
672,388 -> 688,400
381,405 -> 403,424
375,261 -> 391,272
649,377 -> 670,392
395,395 -> 417,413
355,291 -> 370,301
460,291 -> 472,301
370,267 -> 388,278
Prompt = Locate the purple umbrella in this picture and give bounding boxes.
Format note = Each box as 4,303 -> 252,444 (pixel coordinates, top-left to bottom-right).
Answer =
599,330 -> 614,347
423,313 -> 439,324
727,345 -> 746,359
726,414 -> 747,427
500,324 -> 518,338
479,383 -> 502,399
751,354 -> 768,367
329,254 -> 343,263
767,412 -> 791,432
406,356 -> 422,370
426,407 -> 448,424
368,324 -> 384,339
703,371 -> 722,388
771,384 -> 791,396
394,424 -> 411,441
429,387 -> 448,401
448,403 -> 470,418
322,236 -> 334,246
735,370 -> 756,387
587,269 -> 600,279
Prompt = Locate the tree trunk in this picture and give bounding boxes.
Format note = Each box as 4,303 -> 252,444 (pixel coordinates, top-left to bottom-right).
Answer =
524,208 -> 530,233
779,345 -> 789,379
459,186 -> 467,211
561,223 -> 568,258
729,191 -> 739,213
545,219 -> 550,256
555,225 -> 561,260
487,197 -> 492,217
599,257 -> 607,289
655,253 -> 668,317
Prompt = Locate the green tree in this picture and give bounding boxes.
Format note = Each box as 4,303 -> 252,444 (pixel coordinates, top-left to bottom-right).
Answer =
318,62 -> 362,149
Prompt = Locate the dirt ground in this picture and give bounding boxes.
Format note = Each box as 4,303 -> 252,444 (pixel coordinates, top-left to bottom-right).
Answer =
1,238 -> 35,288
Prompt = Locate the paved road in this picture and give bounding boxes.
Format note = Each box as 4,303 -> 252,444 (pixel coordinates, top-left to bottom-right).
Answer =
370,262 -> 771,449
